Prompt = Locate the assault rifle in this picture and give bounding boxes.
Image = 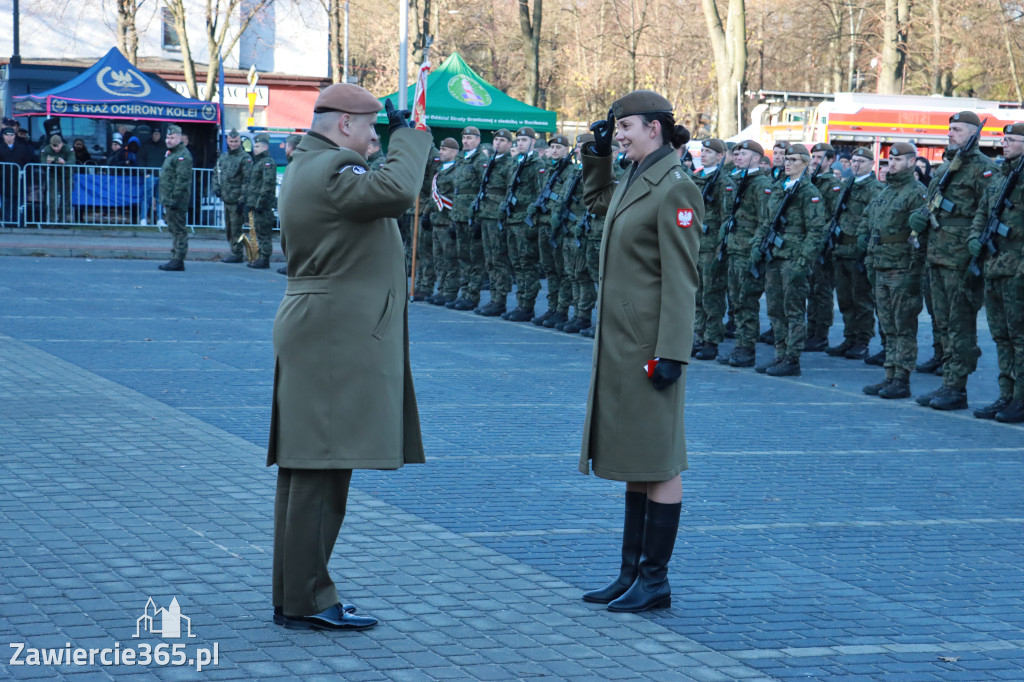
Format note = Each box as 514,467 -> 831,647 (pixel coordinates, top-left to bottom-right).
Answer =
699,164 -> 723,234
469,156 -> 498,228
498,154 -> 529,231
916,117 -> 989,233
750,174 -> 803,279
526,156 -> 572,229
716,170 -> 748,262
966,153 -> 1024,278
557,169 -> 585,247
820,177 -> 856,263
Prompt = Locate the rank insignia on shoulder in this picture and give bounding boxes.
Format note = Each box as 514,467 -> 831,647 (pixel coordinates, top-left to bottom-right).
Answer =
811,196 -> 820,203
673,170 -> 682,179
339,165 -> 366,175
983,170 -> 993,177
676,208 -> 694,228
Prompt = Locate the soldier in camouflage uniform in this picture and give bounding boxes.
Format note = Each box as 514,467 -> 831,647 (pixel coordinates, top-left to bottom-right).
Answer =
244,133 -> 278,269
690,139 -> 731,360
448,126 -> 490,311
750,144 -> 827,376
412,141 -> 441,300
549,137 -> 591,333
859,143 -> 927,399
826,147 -> 883,359
427,139 -> 460,305
531,135 -> 576,327
366,139 -> 386,170
716,140 -> 772,367
214,129 -> 254,264
909,111 -> 999,411
157,125 -> 193,271
474,129 -> 517,316
502,127 -> 547,322
578,135 -> 620,339
966,123 -> 1024,422
805,143 -> 843,352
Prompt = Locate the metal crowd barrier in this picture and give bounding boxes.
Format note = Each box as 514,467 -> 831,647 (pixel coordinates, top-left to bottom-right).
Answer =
0,161 -> 22,227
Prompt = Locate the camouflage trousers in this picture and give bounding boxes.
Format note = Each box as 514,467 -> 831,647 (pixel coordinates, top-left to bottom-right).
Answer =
693,250 -> 728,344
560,232 -> 595,317
875,267 -> 922,378
481,218 -> 513,300
508,220 -> 540,308
834,256 -> 874,345
984,275 -> 1024,400
538,222 -> 565,311
921,264 -> 943,358
930,264 -> 984,389
253,211 -> 275,259
164,206 -> 189,260
223,202 -> 245,256
765,258 -> 811,360
807,256 -> 835,339
584,237 -> 600,315
728,256 -> 764,350
413,222 -> 435,296
434,223 -> 459,297
455,220 -> 485,303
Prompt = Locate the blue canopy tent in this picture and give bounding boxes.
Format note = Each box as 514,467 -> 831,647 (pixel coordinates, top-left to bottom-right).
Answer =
12,47 -> 220,124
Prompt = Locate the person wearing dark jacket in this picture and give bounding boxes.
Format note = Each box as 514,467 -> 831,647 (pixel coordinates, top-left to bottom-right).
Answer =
0,126 -> 34,224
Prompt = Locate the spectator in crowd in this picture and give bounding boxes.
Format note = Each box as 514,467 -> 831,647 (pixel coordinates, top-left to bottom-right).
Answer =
0,126 -> 34,225
138,125 -> 165,225
106,135 -> 139,167
104,134 -> 123,165
40,135 -> 76,223
914,156 -> 932,186
72,138 -> 94,165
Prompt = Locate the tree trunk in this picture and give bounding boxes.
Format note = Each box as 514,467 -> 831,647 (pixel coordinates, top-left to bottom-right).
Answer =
998,0 -> 1024,103
116,0 -> 139,65
701,0 -> 746,138
518,0 -> 542,107
328,0 -> 341,83
930,0 -> 942,93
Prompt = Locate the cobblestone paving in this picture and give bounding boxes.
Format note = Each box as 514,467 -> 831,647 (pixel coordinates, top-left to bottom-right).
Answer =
1,256 -> 1022,681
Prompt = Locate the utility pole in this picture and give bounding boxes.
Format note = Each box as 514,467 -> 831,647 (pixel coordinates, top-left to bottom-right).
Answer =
398,0 -> 408,108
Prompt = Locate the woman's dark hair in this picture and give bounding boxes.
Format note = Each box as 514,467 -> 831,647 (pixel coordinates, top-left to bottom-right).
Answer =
914,156 -> 932,185
643,112 -> 690,149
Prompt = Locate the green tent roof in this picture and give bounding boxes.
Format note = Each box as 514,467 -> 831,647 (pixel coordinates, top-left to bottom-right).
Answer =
376,53 -> 556,133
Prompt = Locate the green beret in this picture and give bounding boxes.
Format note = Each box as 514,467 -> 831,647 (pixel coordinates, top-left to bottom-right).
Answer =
1003,122 -> 1024,136
493,128 -> 514,142
166,124 -> 182,135
701,138 -> 726,154
737,140 -> 763,156
888,142 -> 917,157
550,134 -> 570,147
286,134 -> 302,147
314,83 -> 382,114
227,129 -> 240,138
810,142 -> 835,155
516,127 -> 536,139
577,133 -> 595,145
610,89 -> 672,119
786,143 -> 811,157
772,140 -> 789,150
461,126 -> 481,137
440,137 -> 460,150
254,133 -> 270,144
851,147 -> 873,161
950,111 -> 981,127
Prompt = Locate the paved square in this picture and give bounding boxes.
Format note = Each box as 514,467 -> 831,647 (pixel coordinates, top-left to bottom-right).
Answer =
1,256 -> 1022,680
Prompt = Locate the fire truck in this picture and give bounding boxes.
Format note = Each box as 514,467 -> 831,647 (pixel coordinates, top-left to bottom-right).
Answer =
742,91 -> 1024,164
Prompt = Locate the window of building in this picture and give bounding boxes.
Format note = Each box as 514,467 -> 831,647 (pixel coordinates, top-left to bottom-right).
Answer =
162,8 -> 181,53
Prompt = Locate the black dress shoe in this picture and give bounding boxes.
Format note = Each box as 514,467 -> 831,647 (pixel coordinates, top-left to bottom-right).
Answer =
158,259 -> 184,271
275,604 -> 377,631
221,254 -> 244,264
273,604 -> 356,626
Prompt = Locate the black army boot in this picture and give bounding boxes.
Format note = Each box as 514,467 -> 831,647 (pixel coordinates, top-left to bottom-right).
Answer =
158,259 -> 184,271
452,298 -> 478,311
221,254 -> 244,264
580,325 -> 596,339
915,387 -> 943,406
248,257 -> 269,269
690,337 -> 703,357
277,266 -> 288,275
506,306 -> 535,322
915,353 -> 942,374
766,357 -> 801,377
543,311 -> 569,328
929,386 -> 968,411
582,492 -> 646,604
995,398 -> 1024,423
864,349 -> 886,366
825,340 -> 853,357
844,343 -> 869,360
758,328 -> 775,345
694,342 -> 718,361
878,373 -> 911,399
728,346 -> 756,368
974,396 -> 1012,420
804,336 -> 828,352
563,317 -> 592,334
532,310 -> 556,326
445,297 -> 467,309
607,500 -> 680,613
756,357 -> 782,374
476,299 -> 506,317
863,370 -> 894,396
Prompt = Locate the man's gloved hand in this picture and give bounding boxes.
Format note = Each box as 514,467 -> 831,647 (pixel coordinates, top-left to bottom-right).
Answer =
650,358 -> 683,390
384,98 -> 413,134
589,109 -> 615,157
967,237 -> 983,257
420,213 -> 431,231
908,210 -> 929,234
749,246 -> 765,263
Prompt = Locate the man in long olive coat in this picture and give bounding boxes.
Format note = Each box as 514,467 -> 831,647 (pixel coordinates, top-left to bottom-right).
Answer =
267,83 -> 432,631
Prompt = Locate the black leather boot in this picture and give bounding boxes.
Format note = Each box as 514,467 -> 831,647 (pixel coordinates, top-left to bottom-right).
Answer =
995,398 -> 1024,423
607,500 -> 680,613
582,492 -> 646,604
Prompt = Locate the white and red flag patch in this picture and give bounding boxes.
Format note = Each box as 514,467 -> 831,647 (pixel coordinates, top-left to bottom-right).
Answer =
676,208 -> 694,228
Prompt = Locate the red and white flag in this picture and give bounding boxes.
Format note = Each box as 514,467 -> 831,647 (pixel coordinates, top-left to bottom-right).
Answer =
412,59 -> 430,131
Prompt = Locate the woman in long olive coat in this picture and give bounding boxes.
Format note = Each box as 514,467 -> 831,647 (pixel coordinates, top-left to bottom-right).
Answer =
578,90 -> 702,614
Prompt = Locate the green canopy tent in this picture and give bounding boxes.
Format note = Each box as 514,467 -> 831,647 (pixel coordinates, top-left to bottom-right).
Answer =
376,52 -> 556,147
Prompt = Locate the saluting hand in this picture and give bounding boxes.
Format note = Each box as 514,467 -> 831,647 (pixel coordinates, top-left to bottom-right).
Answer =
589,109 -> 615,157
384,98 -> 413,134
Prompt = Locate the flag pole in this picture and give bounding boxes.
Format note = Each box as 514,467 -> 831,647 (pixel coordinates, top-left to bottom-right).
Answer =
408,37 -> 432,301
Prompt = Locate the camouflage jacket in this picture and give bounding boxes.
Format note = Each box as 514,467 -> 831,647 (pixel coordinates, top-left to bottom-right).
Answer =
751,175 -> 827,262
366,150 -> 386,172
531,156 -> 574,230
451,147 -> 489,222
859,167 -> 927,271
811,168 -> 844,217
39,145 -> 76,167
924,147 -> 998,269
245,150 -> 278,211
430,160 -> 458,228
968,158 -> 1024,278
691,164 -> 731,252
477,153 -> 516,221
503,151 -> 545,224
723,168 -> 771,258
159,143 -> 193,207
418,150 -> 441,217
212,147 -> 252,204
833,172 -> 884,260
548,163 -> 584,241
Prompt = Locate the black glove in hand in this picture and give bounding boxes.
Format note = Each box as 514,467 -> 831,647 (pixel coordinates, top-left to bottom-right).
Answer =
650,358 -> 683,390
384,98 -> 413,134
589,109 -> 615,157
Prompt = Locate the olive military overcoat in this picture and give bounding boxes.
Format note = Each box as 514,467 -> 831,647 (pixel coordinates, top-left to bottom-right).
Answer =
579,145 -> 703,481
267,127 -> 432,470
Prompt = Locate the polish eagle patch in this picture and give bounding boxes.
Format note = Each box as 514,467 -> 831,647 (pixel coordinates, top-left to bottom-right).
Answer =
677,208 -> 694,228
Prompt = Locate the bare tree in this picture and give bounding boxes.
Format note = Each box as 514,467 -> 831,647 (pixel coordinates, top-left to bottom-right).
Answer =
700,0 -> 747,137
997,0 -> 1024,102
611,0 -> 652,92
518,0 -> 542,106
116,0 -> 144,65
164,0 -> 275,101
876,0 -> 909,93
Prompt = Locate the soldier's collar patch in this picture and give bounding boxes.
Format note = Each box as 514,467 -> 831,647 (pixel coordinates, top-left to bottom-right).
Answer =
339,165 -> 366,175
673,169 -> 682,179
676,208 -> 694,228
